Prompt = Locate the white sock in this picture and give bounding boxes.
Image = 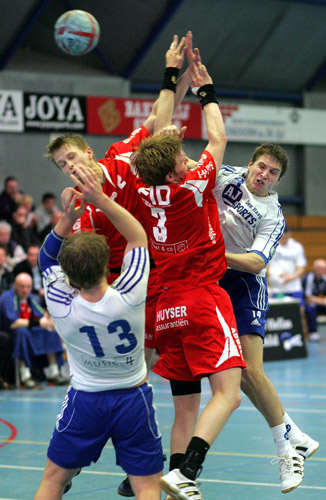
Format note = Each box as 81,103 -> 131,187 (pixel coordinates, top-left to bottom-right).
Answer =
20,366 -> 32,382
283,412 -> 304,444
48,363 -> 59,378
271,423 -> 292,457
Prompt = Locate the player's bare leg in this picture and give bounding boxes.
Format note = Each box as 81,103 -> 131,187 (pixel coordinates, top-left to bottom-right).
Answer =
34,458 -> 78,500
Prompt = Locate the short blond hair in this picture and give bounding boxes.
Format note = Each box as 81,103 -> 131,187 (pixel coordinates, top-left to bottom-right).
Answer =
134,135 -> 182,186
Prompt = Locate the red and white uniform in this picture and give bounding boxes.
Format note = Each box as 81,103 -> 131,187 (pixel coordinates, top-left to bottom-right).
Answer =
72,127 -> 161,348
136,150 -> 246,380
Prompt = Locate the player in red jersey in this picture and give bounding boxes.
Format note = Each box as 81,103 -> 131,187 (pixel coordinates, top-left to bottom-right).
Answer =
133,35 -> 246,500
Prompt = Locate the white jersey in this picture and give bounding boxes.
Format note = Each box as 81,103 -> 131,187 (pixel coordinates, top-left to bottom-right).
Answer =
267,237 -> 306,294
39,231 -> 149,392
212,165 -> 285,277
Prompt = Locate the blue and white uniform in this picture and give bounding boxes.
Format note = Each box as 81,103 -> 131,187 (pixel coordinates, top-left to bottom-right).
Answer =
38,230 -> 163,475
213,165 -> 285,338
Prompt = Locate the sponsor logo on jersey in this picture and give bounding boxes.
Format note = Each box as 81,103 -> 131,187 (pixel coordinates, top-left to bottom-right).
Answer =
156,306 -> 187,322
222,183 -> 243,207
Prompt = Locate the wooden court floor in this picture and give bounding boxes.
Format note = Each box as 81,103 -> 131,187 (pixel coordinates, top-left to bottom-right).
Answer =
1,327 -> 326,500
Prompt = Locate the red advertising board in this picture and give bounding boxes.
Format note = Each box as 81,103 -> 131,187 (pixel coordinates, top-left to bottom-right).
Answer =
87,96 -> 203,138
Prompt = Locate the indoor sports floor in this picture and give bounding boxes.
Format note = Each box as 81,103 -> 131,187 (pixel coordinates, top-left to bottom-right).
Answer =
1,327 -> 326,500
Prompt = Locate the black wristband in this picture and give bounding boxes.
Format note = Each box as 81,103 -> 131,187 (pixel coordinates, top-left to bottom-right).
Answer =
196,84 -> 218,108
161,67 -> 180,92
29,318 -> 40,328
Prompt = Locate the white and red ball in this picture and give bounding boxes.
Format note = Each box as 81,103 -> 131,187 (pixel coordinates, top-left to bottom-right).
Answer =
54,10 -> 100,56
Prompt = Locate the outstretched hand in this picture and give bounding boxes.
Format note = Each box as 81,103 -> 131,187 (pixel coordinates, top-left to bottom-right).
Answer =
186,31 -> 201,67
60,187 -> 84,222
70,165 -> 104,207
166,34 -> 186,69
189,60 -> 213,89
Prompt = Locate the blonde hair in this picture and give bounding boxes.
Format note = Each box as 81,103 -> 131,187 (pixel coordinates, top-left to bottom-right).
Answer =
134,135 -> 182,186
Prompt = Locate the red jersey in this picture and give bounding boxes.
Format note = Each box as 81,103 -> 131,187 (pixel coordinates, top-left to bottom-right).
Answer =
72,126 -> 150,271
135,150 -> 227,289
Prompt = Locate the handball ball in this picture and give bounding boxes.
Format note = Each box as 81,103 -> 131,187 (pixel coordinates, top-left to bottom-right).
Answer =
54,10 -> 100,56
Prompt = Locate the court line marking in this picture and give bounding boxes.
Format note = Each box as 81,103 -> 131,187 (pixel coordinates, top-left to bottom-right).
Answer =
0,441 -> 324,461
0,465 -> 325,491
1,396 -> 326,414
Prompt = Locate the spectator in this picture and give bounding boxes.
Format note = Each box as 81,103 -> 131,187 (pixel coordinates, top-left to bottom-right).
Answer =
0,176 -> 22,223
267,226 -> 309,340
0,220 -> 26,271
0,246 -> 14,295
38,209 -> 62,243
13,245 -> 44,306
302,258 -> 326,341
0,330 -> 12,389
35,192 -> 60,237
10,205 -> 40,251
19,194 -> 38,231
0,273 -> 68,389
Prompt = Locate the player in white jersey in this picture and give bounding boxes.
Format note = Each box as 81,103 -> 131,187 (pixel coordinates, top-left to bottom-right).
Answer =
34,166 -> 163,500
212,144 -> 318,493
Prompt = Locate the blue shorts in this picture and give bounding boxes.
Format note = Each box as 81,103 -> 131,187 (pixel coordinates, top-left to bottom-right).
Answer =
47,383 -> 163,476
220,269 -> 269,340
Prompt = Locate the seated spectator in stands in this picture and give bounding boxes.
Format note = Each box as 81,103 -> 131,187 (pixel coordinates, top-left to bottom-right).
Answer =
0,330 -> 12,389
35,193 -> 60,238
0,273 -> 68,389
0,176 -> 22,223
19,194 -> 38,231
0,246 -> 14,295
10,205 -> 40,251
267,226 -> 309,339
302,258 -> 326,342
38,209 -> 62,243
13,245 -> 44,306
0,220 -> 26,271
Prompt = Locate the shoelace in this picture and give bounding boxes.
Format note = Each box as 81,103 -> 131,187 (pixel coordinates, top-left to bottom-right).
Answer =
271,455 -> 303,477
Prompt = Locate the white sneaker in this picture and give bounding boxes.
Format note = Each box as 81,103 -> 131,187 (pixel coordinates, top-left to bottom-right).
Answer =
293,432 -> 320,459
159,469 -> 203,500
309,332 -> 320,342
271,452 -> 304,493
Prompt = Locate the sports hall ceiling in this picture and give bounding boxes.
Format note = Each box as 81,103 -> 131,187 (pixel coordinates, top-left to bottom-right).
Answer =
2,0 -> 326,102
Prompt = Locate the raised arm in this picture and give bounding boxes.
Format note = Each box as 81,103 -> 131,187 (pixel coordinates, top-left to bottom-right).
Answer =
189,61 -> 227,179
69,166 -> 147,254
153,34 -> 186,135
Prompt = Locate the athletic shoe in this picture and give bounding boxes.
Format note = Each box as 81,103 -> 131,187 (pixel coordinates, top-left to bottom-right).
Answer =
21,378 -> 41,390
47,374 -> 70,386
117,475 -> 134,497
271,452 -> 304,493
159,469 -> 203,500
293,433 -> 320,459
63,468 -> 81,494
309,332 -> 320,342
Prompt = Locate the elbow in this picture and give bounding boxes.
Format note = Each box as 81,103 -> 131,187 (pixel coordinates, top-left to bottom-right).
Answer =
220,132 -> 227,148
249,261 -> 266,275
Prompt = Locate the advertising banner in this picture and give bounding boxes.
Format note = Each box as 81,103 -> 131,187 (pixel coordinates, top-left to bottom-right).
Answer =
0,90 -> 24,132
24,93 -> 86,132
263,300 -> 307,361
87,96 -> 202,138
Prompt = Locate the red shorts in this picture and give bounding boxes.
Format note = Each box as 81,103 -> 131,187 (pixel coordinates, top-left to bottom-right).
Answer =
145,268 -> 162,349
153,283 -> 246,381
